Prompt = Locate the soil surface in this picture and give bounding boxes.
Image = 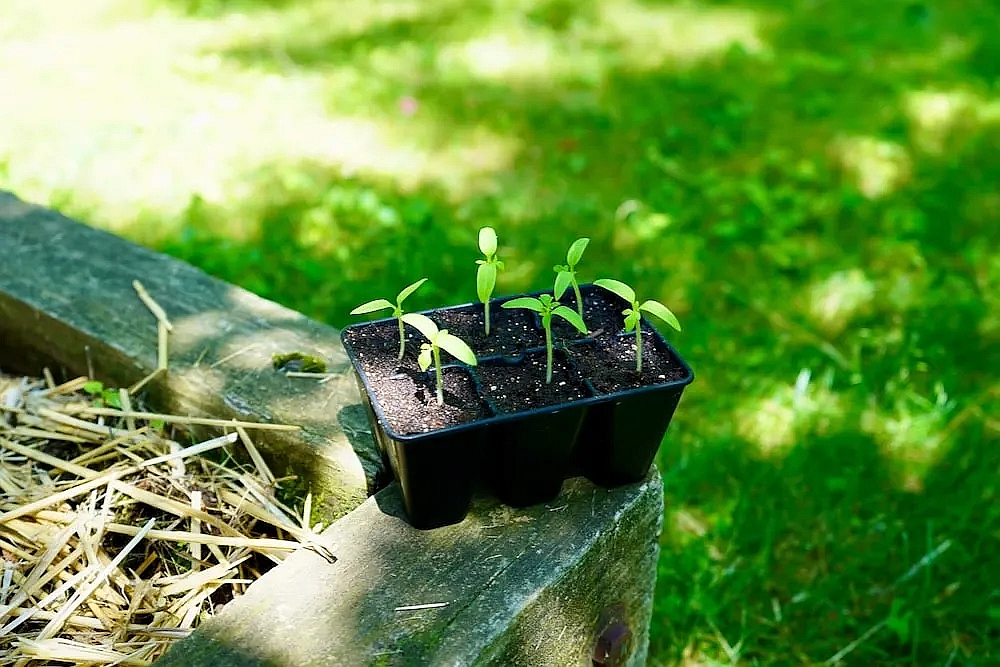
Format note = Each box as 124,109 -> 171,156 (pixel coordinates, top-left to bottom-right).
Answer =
432,303 -> 545,358
550,284 -> 631,342
572,326 -> 688,394
343,319 -> 423,379
477,350 -> 589,414
366,366 -> 492,435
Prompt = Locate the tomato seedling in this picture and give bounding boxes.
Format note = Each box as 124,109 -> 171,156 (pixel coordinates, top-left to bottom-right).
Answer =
553,237 -> 589,319
503,281 -> 587,383
400,313 -> 478,405
593,278 -> 681,373
350,278 -> 428,360
475,226 -> 504,335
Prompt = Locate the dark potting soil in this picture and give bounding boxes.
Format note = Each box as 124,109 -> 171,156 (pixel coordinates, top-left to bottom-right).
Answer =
432,304 -> 545,358
550,285 -> 631,342
367,366 -> 492,435
572,326 -> 688,394
342,319 -> 423,380
477,351 -> 589,414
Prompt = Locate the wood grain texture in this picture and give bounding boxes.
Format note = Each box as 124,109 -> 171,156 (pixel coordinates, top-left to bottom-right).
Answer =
156,470 -> 663,667
0,190 -> 383,519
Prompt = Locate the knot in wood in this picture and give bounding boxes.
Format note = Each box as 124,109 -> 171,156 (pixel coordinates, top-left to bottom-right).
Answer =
592,602 -> 631,666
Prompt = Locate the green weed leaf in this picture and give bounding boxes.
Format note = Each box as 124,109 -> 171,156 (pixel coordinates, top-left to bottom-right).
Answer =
82,380 -> 104,395
103,390 -> 122,409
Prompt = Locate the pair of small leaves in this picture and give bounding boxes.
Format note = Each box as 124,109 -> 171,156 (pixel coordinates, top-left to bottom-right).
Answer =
502,294 -> 588,334
350,278 -> 428,316
400,313 -> 478,368
82,380 -> 123,409
593,278 -> 682,332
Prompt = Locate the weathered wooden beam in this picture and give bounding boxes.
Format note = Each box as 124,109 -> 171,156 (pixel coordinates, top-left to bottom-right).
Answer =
156,470 -> 662,667
0,190 -> 382,519
1,191 -> 666,665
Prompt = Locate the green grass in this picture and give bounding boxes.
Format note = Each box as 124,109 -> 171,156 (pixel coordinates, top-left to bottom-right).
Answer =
3,0 -> 999,663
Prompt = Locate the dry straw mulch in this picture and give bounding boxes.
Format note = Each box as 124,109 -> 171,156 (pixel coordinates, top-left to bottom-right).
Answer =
0,371 -> 333,666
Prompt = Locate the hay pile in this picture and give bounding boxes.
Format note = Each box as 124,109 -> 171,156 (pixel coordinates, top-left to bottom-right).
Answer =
0,372 -> 331,666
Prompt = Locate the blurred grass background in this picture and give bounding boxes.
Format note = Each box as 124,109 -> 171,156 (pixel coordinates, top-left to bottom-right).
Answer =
2,0 -> 998,663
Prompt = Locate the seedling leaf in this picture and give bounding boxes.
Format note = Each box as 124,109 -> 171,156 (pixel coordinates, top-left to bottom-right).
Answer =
479,227 -> 498,256
553,305 -> 588,334
624,309 -> 641,332
502,297 -> 545,313
350,299 -> 395,315
417,347 -> 432,372
401,313 -> 439,341
567,237 -> 589,266
594,278 -> 635,304
437,333 -> 478,366
396,277 -> 428,304
639,299 -> 682,331
554,271 -> 573,301
477,262 -> 497,303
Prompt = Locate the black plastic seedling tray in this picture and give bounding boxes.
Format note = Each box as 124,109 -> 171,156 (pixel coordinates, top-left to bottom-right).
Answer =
341,283 -> 694,530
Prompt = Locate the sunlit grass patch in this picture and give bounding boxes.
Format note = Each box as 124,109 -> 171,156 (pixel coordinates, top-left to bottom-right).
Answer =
435,0 -> 769,89
861,384 -> 957,492
0,0 -> 517,242
831,135 -> 911,199
598,0 -> 766,69
734,369 -> 845,460
904,88 -> 1000,153
804,268 -> 876,337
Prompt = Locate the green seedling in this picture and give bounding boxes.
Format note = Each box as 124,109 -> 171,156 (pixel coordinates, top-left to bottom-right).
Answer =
475,226 -> 504,335
553,237 -> 589,319
594,279 -> 681,374
350,278 -> 428,360
400,313 -> 478,406
503,284 -> 587,384
82,380 -> 122,409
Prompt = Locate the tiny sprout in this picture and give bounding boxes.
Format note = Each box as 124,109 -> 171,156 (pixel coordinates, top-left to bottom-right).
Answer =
593,278 -> 681,374
400,313 -> 478,406
503,283 -> 587,384
553,237 -> 589,319
350,278 -> 428,360
475,226 -> 504,336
